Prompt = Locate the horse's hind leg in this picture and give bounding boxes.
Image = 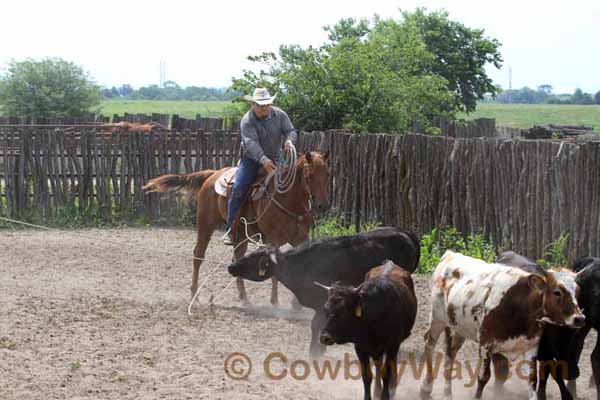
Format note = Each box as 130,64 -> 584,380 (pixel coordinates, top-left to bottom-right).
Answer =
191,196 -> 219,300
233,240 -> 251,306
191,227 -> 212,299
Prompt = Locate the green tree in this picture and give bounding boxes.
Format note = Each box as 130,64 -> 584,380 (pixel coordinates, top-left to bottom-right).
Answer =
118,84 -> 133,97
572,88 -> 594,105
232,10 -> 501,133
538,84 -> 553,94
595,90 -> 600,105
0,58 -> 101,117
399,9 -> 503,112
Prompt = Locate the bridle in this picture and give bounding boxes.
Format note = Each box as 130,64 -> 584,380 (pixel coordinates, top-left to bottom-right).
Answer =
262,160 -> 314,224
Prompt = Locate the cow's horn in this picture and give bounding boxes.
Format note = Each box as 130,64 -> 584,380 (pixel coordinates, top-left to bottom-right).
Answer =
353,283 -> 365,294
537,316 -> 562,326
314,281 -> 332,291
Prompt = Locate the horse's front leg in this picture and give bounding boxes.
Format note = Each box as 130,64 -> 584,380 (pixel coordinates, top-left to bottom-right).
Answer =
234,240 -> 251,307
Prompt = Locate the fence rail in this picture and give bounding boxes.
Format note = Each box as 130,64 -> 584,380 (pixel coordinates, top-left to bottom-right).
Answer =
2,128 -> 600,260
0,112 -> 240,131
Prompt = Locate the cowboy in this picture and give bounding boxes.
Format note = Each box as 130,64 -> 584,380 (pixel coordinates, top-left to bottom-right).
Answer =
223,88 -> 297,245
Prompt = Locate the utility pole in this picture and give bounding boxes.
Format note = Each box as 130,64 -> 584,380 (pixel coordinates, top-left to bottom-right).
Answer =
508,66 -> 512,103
159,60 -> 166,88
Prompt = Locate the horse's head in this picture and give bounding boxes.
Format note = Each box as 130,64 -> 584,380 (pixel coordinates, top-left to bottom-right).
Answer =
300,151 -> 331,215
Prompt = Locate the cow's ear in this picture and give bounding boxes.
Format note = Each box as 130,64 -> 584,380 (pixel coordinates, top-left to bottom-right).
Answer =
529,274 -> 547,292
322,151 -> 330,162
279,243 -> 293,253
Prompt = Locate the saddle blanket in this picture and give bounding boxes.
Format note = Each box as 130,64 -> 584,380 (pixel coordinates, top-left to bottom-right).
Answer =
214,167 -> 237,197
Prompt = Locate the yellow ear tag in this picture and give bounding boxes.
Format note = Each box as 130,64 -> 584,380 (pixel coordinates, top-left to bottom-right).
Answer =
355,305 -> 362,318
259,269 -> 266,276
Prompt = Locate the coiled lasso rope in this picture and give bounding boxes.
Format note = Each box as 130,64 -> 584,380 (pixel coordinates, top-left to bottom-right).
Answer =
274,142 -> 297,194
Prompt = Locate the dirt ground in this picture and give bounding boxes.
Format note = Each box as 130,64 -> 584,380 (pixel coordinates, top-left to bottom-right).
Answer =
0,227 -> 597,400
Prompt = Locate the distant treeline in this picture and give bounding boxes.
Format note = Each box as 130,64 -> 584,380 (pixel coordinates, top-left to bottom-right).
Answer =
100,81 -> 241,101
491,85 -> 600,105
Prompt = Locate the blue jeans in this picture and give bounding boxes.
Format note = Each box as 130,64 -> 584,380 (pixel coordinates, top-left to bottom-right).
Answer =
226,157 -> 260,229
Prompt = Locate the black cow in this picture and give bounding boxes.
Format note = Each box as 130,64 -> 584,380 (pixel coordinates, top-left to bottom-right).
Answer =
318,261 -> 417,400
227,227 -> 420,357
495,251 -> 582,400
568,257 -> 600,400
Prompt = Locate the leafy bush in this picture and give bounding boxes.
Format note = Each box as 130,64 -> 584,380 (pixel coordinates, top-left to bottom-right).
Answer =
537,233 -> 570,269
311,218 -> 380,239
0,58 -> 101,117
419,227 -> 497,273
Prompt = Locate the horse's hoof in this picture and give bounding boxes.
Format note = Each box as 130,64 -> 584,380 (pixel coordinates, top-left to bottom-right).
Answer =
271,301 -> 280,308
240,298 -> 252,308
419,388 -> 432,400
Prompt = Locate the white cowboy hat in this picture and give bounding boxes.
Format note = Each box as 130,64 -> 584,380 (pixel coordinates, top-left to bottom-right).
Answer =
243,88 -> 277,105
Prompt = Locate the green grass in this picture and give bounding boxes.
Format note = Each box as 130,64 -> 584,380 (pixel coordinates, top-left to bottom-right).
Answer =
96,100 -> 234,119
463,103 -> 600,131
96,101 -> 600,132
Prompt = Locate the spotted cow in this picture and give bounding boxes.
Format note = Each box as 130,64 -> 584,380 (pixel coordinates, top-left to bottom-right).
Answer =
495,251 -> 585,400
419,251 -> 585,400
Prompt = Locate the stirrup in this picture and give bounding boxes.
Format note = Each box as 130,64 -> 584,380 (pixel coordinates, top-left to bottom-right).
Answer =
222,228 -> 235,246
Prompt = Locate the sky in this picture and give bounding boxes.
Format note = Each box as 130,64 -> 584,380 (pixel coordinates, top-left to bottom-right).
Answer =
1,0 -> 598,94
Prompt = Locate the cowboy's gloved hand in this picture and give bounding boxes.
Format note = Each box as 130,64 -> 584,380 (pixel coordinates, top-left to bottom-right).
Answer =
284,139 -> 293,151
262,158 -> 276,174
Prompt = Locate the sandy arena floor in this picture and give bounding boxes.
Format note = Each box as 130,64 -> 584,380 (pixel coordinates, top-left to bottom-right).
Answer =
0,227 -> 596,399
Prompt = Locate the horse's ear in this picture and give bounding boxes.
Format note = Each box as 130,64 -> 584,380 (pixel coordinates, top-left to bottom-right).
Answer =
305,152 -> 313,164
322,151 -> 330,162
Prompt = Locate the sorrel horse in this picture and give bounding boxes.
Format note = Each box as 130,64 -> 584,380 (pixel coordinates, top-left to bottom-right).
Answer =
143,151 -> 330,306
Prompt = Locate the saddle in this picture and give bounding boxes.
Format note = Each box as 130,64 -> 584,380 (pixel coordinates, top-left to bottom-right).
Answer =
214,167 -> 274,201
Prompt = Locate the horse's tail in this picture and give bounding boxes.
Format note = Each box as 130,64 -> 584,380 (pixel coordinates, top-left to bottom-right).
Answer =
143,170 -> 217,202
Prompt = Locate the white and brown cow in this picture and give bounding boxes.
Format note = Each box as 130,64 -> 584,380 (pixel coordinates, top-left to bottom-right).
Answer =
420,251 -> 585,400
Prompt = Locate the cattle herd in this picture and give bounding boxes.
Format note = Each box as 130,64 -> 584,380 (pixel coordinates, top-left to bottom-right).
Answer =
227,227 -> 600,400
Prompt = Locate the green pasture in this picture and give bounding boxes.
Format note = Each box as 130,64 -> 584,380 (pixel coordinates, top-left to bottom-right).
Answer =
95,101 -> 600,132
96,100 -> 234,119
463,103 -> 600,131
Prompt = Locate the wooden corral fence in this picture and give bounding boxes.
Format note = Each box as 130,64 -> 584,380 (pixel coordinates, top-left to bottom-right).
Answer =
2,128 -> 600,260
325,132 -> 600,260
0,128 -> 242,223
0,113 -> 240,131
431,117 -> 497,138
0,114 -> 110,125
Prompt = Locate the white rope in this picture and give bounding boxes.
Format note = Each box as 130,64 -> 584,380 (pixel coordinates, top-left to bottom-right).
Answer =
198,277 -> 237,314
0,216 -> 259,316
0,216 -> 223,264
187,227 -> 263,314
239,217 -> 264,246
275,143 -> 297,194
